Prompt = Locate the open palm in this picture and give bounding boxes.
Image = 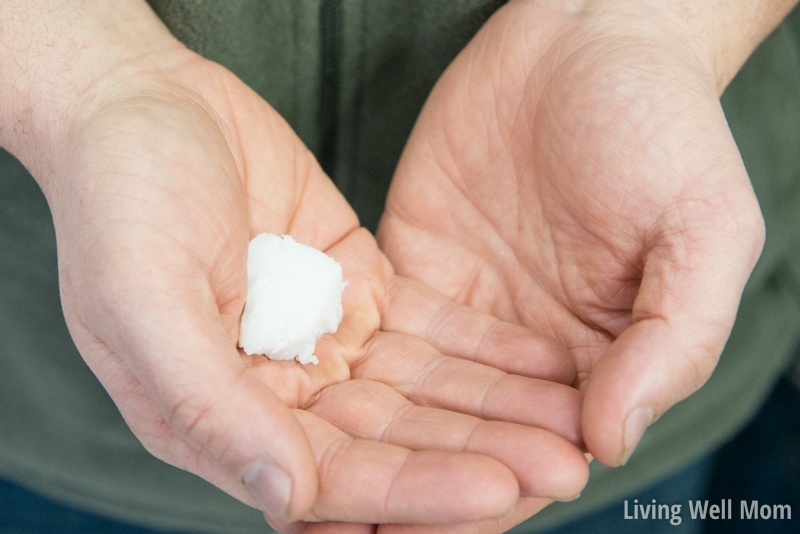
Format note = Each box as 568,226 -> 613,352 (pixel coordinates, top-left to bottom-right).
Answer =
45,47 -> 587,530
379,0 -> 764,481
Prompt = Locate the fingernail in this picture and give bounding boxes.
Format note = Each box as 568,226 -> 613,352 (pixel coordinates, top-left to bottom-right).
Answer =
621,406 -> 654,466
243,461 -> 292,521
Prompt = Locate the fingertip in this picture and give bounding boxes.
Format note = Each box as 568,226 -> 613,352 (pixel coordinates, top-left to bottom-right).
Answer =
247,420 -> 318,523
512,430 -> 588,500
536,439 -> 590,502
450,454 -> 521,521
208,375 -> 318,522
461,402 -> 586,496
581,321 -> 690,466
245,460 -> 308,524
491,324 -> 577,384
264,516 -> 307,534
474,458 -> 520,519
582,360 -> 640,467
528,332 -> 577,385
619,405 -> 656,466
447,316 -> 575,384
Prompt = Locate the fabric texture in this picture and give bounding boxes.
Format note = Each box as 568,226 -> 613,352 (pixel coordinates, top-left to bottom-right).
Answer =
1,1 -> 799,533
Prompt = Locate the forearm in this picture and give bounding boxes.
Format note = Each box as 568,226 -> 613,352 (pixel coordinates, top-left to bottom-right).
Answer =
0,0 -> 183,184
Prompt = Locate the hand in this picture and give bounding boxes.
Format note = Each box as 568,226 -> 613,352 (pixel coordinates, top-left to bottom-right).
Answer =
30,26 -> 587,531
379,0 -> 766,487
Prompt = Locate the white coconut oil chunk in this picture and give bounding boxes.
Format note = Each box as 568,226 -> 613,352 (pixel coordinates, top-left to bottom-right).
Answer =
238,233 -> 347,365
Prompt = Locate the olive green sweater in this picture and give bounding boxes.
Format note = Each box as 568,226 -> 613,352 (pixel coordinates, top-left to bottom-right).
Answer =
1,1 -> 799,532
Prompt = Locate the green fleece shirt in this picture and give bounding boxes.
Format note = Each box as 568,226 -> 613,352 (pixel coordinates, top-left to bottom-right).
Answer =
1,1 -> 799,533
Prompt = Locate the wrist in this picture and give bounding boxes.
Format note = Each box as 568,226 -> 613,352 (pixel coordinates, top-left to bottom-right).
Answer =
638,0 -> 799,93
516,0 -> 799,94
0,0 -> 188,190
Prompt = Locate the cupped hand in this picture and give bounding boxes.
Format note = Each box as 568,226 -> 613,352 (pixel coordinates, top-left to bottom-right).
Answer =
44,44 -> 587,530
379,0 -> 765,482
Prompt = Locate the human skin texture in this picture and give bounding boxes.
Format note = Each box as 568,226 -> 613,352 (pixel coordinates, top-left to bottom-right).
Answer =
0,0 -> 589,531
3,0 -> 797,533
377,0 -> 798,531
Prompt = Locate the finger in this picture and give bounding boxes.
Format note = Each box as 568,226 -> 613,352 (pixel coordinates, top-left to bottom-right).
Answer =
583,167 -> 765,466
377,497 -> 553,534
269,521 -> 376,534
276,497 -> 553,534
73,281 -> 318,522
353,332 -> 583,445
293,409 -> 519,524
308,379 -> 588,500
382,277 -> 575,384
264,517 -> 309,534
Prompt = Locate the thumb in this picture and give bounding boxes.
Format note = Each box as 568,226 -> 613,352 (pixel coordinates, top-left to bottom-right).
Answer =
71,278 -> 318,522
582,182 -> 765,466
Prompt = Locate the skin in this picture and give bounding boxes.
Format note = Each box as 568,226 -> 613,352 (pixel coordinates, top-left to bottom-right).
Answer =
258,1 -> 800,531
2,0 -> 797,533
0,0 -> 588,531
378,2 -> 797,531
